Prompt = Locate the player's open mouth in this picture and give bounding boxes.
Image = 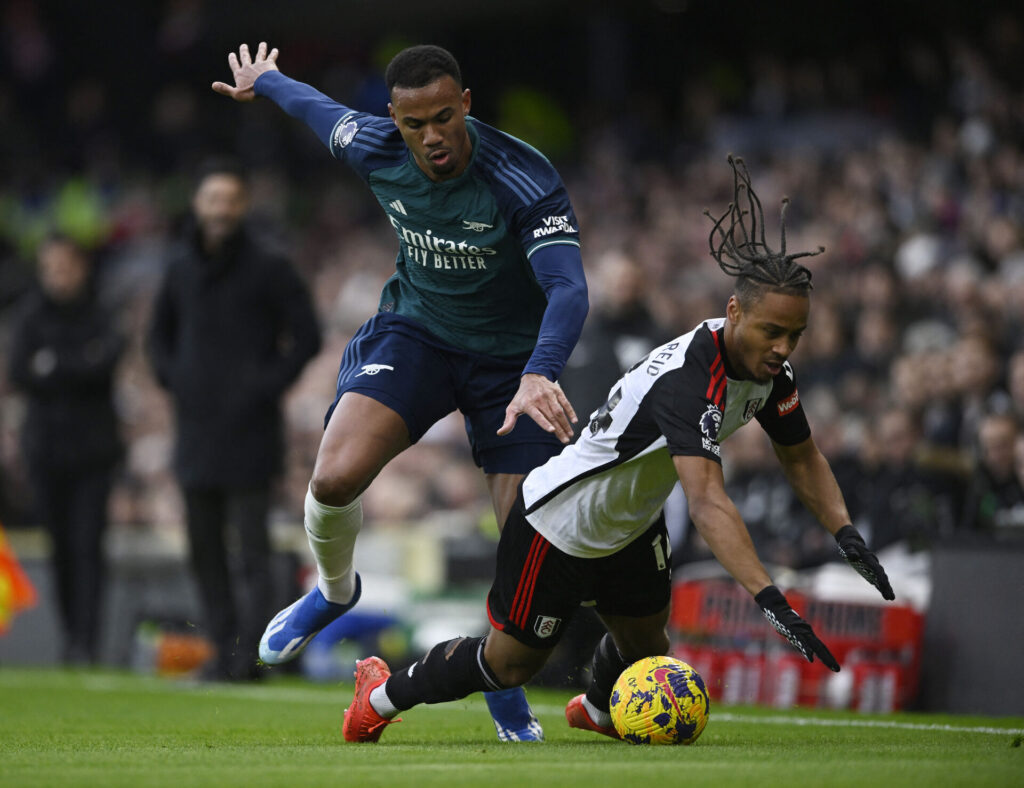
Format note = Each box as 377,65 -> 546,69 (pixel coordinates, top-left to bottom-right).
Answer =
429,150 -> 450,165
764,360 -> 782,375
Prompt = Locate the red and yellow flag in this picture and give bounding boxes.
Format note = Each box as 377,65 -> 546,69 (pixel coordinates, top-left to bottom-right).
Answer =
0,521 -> 37,634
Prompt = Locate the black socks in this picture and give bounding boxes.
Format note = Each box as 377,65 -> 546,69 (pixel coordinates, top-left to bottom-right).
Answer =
585,633 -> 630,713
385,636 -> 506,710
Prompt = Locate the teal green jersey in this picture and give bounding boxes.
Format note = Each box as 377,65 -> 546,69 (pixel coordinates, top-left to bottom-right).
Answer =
255,70 -> 586,372
330,114 -> 580,358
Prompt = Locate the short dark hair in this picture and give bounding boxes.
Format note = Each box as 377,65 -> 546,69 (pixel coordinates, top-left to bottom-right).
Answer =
38,231 -> 87,260
385,45 -> 462,94
194,155 -> 248,190
705,155 -> 821,307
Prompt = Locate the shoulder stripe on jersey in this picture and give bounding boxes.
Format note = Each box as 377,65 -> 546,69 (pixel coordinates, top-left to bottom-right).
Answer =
706,354 -> 722,399
478,142 -> 535,184
708,361 -> 726,405
499,161 -> 544,201
510,532 -> 550,629
356,131 -> 403,149
712,375 -> 726,406
479,155 -> 539,204
348,137 -> 405,156
357,122 -> 393,137
478,145 -> 544,203
706,330 -> 726,406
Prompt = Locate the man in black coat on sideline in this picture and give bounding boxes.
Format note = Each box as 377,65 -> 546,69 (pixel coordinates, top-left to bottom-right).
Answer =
8,234 -> 124,665
149,157 -> 321,680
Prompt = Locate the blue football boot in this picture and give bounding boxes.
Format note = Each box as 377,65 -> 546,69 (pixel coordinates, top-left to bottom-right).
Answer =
259,574 -> 362,665
485,686 -> 545,742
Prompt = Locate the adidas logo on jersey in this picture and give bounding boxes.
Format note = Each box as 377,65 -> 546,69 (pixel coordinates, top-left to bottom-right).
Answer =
389,200 -> 408,215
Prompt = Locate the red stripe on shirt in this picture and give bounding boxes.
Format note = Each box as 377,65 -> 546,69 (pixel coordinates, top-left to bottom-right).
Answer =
707,330 -> 727,406
711,371 -> 727,407
707,363 -> 724,401
510,533 -> 546,627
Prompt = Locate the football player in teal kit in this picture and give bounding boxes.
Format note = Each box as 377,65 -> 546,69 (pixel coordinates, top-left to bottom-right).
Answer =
213,42 -> 588,741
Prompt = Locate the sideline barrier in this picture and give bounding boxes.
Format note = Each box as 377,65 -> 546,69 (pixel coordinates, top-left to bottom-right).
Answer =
670,579 -> 924,712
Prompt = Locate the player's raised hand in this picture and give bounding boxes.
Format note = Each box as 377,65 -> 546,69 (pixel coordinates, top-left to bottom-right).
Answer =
755,585 -> 840,672
835,525 -> 895,601
211,42 -> 279,102
498,373 -> 577,444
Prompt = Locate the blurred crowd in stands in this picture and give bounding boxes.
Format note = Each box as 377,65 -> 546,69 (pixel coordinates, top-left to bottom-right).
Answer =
1,0 -> 1023,576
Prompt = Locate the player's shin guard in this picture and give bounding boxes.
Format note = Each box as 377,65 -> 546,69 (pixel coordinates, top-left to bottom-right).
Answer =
383,636 -> 504,710
585,633 -> 631,713
304,485 -> 361,604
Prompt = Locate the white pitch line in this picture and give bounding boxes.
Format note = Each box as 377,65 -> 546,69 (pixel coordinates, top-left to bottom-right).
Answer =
710,711 -> 1024,737
397,704 -> 1024,737
4,673 -> 1021,736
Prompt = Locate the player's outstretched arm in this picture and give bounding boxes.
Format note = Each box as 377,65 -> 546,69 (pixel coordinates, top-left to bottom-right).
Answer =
772,437 -> 894,601
674,455 -> 774,595
211,41 -> 280,102
497,373 -> 577,444
772,437 -> 851,534
674,453 -> 841,671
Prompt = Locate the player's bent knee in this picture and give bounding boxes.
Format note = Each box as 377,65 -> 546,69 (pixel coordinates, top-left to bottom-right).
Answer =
309,472 -> 361,508
490,661 -> 538,689
483,631 -> 549,687
485,649 -> 547,688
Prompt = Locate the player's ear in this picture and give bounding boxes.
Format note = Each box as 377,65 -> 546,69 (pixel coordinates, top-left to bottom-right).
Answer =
726,294 -> 742,325
462,88 -> 471,116
388,103 -> 397,125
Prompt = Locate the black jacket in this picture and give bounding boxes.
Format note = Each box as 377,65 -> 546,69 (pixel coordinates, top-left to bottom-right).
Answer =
8,287 -> 124,471
148,223 -> 321,487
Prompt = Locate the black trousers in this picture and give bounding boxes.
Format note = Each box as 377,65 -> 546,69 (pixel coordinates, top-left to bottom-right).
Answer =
182,486 -> 273,679
30,463 -> 114,663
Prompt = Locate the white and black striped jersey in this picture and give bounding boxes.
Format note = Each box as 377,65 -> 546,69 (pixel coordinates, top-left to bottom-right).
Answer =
525,318 -> 811,558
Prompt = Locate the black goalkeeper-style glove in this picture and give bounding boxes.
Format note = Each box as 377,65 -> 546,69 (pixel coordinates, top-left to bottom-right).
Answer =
755,585 -> 840,672
835,525 -> 895,601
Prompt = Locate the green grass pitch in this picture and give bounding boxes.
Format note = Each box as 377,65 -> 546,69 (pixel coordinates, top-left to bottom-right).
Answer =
1,667 -> 1021,787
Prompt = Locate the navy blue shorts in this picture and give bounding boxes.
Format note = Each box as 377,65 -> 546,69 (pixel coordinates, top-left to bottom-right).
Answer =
325,313 -> 563,474
486,493 -> 673,650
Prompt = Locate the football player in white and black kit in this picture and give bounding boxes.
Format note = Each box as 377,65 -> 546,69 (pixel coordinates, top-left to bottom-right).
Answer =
341,156 -> 896,744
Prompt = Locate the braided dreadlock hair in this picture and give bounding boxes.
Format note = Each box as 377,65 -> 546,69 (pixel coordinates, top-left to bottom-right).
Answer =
704,155 -> 823,306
